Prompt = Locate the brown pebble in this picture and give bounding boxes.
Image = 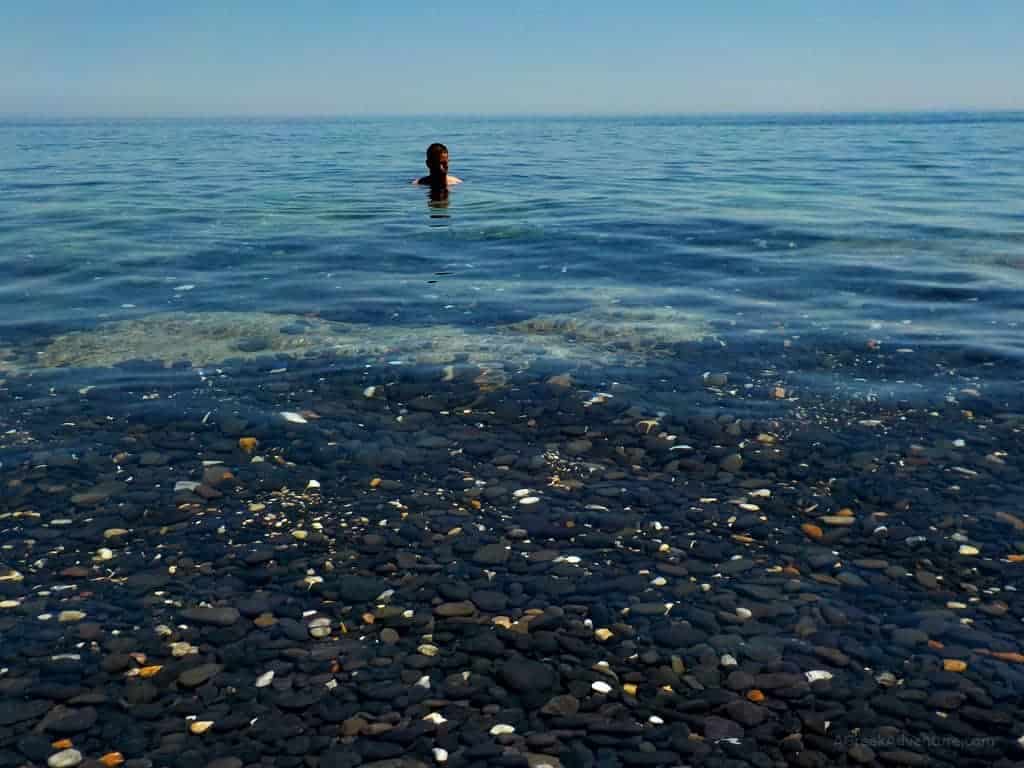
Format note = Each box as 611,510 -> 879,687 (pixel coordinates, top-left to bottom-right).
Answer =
801,523 -> 823,541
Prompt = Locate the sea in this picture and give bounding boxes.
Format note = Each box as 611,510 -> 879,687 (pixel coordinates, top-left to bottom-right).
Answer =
2,114 -> 1024,763
1,113 -> 1023,400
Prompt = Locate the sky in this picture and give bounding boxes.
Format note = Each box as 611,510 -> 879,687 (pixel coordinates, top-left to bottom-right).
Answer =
2,1 -> 1022,116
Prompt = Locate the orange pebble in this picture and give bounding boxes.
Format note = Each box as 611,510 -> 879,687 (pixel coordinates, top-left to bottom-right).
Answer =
138,665 -> 163,678
369,477 -> 382,488
801,523 -> 823,541
470,499 -> 481,510
101,753 -> 126,767
979,650 -> 1024,664
238,437 -> 258,453
838,507 -> 854,517
1007,555 -> 1024,563
928,640 -> 945,650
943,659 -> 967,673
746,689 -> 765,703
52,740 -> 73,750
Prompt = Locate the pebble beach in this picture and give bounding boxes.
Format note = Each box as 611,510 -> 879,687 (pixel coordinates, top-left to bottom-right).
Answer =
2,338 -> 1024,768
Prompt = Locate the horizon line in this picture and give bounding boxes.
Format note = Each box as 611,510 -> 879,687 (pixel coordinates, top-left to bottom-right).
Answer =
1,107 -> 1023,121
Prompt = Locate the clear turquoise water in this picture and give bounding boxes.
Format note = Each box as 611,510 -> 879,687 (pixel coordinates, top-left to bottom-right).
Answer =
1,113 -> 1023,398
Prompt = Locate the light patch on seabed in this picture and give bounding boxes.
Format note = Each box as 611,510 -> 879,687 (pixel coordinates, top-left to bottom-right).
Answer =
499,307 -> 707,351
3,306 -> 709,374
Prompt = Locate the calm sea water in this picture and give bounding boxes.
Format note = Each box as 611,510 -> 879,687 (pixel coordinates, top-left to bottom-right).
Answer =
1,113 -> 1023,403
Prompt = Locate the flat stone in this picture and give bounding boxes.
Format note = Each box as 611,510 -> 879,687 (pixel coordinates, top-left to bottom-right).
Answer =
891,628 -> 929,646
177,663 -> 223,689
500,659 -> 558,694
541,695 -> 580,716
473,543 -> 510,565
181,607 -> 240,626
435,601 -> 476,618
338,576 -> 386,602
70,482 -> 124,506
470,590 -> 508,612
724,699 -> 766,726
847,745 -> 875,764
703,715 -> 743,740
719,454 -> 743,474
44,706 -> 97,734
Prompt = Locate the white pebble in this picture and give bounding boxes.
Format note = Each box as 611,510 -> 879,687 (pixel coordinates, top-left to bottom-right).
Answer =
306,479 -> 321,490
48,749 -> 82,768
308,617 -> 331,638
255,670 -> 274,688
805,670 -> 833,682
959,544 -> 980,556
170,642 -> 197,657
433,748 -> 449,763
735,607 -> 753,620
512,489 -> 533,498
97,548 -> 114,561
363,386 -> 377,398
415,675 -> 431,689
423,712 -> 447,725
649,715 -> 664,725
279,411 -> 308,424
174,481 -> 200,492
591,681 -> 613,694
490,724 -> 515,735
720,654 -> 738,667
518,496 -> 541,505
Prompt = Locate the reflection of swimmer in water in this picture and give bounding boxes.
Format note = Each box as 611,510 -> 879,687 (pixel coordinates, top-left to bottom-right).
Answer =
428,186 -> 449,208
413,143 -> 462,188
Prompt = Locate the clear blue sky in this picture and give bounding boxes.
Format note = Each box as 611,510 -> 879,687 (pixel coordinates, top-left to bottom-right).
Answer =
3,1 -> 1022,116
